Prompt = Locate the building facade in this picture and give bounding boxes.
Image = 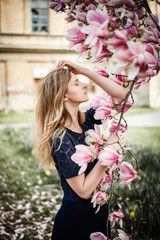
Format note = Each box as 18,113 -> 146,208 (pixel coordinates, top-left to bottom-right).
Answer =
0,0 -> 160,112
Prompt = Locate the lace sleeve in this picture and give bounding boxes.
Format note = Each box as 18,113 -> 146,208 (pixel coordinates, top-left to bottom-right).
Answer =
52,135 -> 81,179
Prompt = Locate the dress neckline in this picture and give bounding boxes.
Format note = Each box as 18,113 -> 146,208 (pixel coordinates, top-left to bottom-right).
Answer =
65,125 -> 84,135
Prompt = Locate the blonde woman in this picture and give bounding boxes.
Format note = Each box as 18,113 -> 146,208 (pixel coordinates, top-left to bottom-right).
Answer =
35,60 -> 127,240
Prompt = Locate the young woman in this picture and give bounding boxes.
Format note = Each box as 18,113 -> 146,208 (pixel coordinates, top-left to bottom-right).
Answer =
34,60 -> 128,240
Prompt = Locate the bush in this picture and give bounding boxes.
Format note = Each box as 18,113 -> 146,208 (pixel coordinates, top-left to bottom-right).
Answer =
111,146 -> 160,240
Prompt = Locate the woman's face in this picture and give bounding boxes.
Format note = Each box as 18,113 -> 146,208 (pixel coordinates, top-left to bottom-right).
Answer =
64,72 -> 89,104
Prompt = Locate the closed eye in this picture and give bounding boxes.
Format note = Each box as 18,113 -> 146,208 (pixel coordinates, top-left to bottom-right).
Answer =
74,79 -> 79,86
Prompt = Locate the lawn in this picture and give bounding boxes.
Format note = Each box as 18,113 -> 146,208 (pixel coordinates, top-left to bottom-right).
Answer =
0,106 -> 159,124
0,126 -> 159,239
124,126 -> 160,150
0,111 -> 35,124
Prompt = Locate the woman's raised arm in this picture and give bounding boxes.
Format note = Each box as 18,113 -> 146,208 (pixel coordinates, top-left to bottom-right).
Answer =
57,60 -> 129,104
83,68 -> 129,104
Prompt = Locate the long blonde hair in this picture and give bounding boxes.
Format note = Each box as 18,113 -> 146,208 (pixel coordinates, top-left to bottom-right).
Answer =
34,68 -> 85,169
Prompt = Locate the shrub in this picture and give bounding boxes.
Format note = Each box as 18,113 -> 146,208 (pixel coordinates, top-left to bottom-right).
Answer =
111,146 -> 160,240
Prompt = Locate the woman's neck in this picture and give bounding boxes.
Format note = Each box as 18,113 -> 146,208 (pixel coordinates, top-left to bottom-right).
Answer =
63,103 -> 82,132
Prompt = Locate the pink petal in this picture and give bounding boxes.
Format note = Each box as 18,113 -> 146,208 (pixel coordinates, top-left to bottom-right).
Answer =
90,232 -> 107,240
78,163 -> 88,175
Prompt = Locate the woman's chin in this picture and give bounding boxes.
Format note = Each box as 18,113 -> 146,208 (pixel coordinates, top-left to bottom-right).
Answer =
83,97 -> 89,103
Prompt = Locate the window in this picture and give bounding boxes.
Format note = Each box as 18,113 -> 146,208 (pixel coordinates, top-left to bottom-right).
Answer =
31,0 -> 48,33
158,4 -> 160,18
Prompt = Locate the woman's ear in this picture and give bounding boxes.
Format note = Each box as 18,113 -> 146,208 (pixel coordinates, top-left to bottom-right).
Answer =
63,95 -> 68,102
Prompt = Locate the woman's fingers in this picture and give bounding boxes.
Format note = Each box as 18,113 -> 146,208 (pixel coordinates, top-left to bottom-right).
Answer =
57,60 -> 66,68
57,60 -> 72,68
56,60 -> 85,75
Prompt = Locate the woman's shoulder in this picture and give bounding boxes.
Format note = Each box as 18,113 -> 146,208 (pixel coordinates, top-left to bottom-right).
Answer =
84,107 -> 101,125
84,107 -> 95,116
52,130 -> 75,154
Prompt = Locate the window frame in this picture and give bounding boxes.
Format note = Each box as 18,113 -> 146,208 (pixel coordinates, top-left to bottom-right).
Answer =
31,0 -> 49,34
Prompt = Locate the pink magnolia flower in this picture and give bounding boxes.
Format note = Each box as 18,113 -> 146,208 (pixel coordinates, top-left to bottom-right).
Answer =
125,13 -> 139,37
93,47 -> 111,62
90,144 -> 103,155
65,13 -> 75,22
49,0 -> 65,12
71,145 -> 94,175
114,41 -> 149,80
66,27 -> 86,49
106,30 -> 128,50
99,171 -> 112,191
133,77 -> 151,89
85,124 -> 103,145
91,190 -> 107,213
141,27 -> 160,44
120,162 -> 137,189
86,4 -> 97,12
113,229 -> 130,240
94,106 -> 112,120
107,74 -> 124,86
90,232 -> 107,240
146,14 -> 159,27
89,96 -> 112,109
107,0 -> 135,8
109,118 -> 126,133
109,209 -> 124,228
112,99 -> 132,114
81,8 -> 116,57
99,147 -> 122,175
75,43 -> 90,59
144,44 -> 158,70
75,11 -> 88,24
97,69 -> 109,77
102,116 -> 110,130
75,1 -> 97,13
137,68 -> 155,79
94,61 -> 109,76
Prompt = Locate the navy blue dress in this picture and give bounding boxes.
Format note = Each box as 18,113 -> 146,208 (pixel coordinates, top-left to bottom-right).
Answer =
51,108 -> 109,240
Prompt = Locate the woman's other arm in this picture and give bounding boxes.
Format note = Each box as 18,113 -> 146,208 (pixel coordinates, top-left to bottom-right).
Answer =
66,131 -> 126,199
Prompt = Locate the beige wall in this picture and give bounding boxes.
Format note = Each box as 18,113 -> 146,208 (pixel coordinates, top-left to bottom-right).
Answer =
1,0 -> 24,33
0,0 -> 160,111
49,10 -> 75,35
0,62 -> 7,110
149,73 -> 160,108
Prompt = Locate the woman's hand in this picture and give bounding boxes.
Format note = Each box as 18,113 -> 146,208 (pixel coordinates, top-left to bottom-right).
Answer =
107,131 -> 126,151
57,60 -> 87,75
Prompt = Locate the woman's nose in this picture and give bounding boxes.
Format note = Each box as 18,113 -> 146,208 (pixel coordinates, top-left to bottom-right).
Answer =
82,83 -> 87,89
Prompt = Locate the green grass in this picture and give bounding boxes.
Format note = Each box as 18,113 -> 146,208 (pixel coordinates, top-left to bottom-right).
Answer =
124,126 -> 160,150
0,111 -> 35,124
124,106 -> 159,116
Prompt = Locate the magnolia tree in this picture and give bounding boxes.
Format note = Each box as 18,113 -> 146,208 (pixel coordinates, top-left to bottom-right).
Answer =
50,0 -> 160,239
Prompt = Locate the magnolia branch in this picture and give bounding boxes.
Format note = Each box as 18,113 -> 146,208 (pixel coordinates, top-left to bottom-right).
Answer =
116,80 -> 139,172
